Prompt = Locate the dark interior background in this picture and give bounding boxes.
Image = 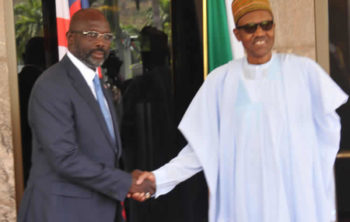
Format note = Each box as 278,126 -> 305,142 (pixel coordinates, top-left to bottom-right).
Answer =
329,0 -> 350,221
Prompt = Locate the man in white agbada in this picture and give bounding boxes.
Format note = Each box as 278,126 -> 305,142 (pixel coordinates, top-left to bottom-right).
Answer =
134,0 -> 348,221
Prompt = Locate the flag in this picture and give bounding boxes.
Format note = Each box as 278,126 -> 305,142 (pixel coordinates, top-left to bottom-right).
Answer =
225,0 -> 245,61
55,0 -> 90,60
203,0 -> 244,76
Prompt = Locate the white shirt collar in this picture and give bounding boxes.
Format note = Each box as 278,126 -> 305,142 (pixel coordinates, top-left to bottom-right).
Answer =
67,51 -> 97,82
243,54 -> 275,80
66,51 -> 98,97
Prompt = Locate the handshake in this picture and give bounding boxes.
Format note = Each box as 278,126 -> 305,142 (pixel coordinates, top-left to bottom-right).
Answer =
127,170 -> 156,202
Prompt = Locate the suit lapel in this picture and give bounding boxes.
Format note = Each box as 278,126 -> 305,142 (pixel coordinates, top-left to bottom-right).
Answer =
61,56 -> 118,153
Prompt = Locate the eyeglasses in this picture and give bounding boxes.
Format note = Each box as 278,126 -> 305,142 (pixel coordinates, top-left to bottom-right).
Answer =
70,30 -> 115,41
236,20 -> 274,34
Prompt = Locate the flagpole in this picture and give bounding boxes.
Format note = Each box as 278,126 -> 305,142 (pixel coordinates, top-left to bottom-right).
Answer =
203,0 -> 208,79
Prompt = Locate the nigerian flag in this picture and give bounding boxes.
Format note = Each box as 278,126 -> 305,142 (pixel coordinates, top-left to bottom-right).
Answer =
204,0 -> 244,76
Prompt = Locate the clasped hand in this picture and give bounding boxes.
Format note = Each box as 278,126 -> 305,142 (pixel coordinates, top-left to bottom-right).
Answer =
128,170 -> 156,202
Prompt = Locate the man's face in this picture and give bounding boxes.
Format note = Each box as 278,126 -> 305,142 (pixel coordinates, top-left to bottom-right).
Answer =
67,17 -> 111,70
234,10 -> 275,64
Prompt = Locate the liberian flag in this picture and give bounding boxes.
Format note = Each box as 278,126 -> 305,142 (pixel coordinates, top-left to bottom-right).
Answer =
55,0 -> 90,60
204,0 -> 244,75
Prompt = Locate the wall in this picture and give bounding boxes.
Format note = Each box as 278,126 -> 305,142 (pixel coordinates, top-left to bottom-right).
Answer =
271,0 -> 329,71
0,0 -> 22,221
271,0 -> 316,59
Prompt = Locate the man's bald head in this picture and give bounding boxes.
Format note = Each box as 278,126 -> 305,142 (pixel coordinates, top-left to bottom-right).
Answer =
69,8 -> 109,32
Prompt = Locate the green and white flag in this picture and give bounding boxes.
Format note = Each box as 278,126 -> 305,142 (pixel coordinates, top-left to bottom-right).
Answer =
205,0 -> 244,74
225,0 -> 244,60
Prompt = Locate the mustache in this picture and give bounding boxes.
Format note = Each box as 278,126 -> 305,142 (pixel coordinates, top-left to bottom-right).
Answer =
87,48 -> 108,58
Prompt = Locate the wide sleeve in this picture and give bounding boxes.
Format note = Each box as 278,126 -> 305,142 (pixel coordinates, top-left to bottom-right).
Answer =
305,58 -> 348,115
305,57 -> 348,188
153,63 -> 231,200
177,71 -> 224,193
153,144 -> 202,197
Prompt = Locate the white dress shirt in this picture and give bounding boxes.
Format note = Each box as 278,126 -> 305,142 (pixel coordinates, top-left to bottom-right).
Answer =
67,51 -> 98,98
66,51 -> 111,111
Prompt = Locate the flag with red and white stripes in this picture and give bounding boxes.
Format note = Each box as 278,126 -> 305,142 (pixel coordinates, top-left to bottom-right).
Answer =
55,0 -> 90,60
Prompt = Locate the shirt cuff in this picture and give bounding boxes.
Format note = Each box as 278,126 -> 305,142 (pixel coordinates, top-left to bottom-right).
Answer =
153,168 -> 177,198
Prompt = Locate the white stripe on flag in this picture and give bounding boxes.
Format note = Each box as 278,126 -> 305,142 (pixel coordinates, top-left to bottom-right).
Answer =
58,46 -> 68,60
225,0 -> 244,60
55,0 -> 70,19
56,0 -> 70,59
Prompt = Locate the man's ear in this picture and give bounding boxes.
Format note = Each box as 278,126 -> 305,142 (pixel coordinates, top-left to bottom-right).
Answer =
66,31 -> 73,44
233,29 -> 241,41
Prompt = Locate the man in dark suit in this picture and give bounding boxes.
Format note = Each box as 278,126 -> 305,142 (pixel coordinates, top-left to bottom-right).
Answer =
17,8 -> 154,222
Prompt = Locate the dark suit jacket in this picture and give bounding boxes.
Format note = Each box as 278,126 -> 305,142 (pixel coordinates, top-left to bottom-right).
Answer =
18,55 -> 132,222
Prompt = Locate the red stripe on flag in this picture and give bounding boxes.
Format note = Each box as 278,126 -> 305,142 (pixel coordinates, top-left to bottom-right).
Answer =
97,67 -> 102,78
56,18 -> 70,47
70,0 -> 81,17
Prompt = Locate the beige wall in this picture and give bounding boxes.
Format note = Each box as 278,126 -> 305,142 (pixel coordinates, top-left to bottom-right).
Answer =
0,0 -> 22,221
272,0 -> 316,59
0,0 -> 329,221
270,0 -> 329,72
